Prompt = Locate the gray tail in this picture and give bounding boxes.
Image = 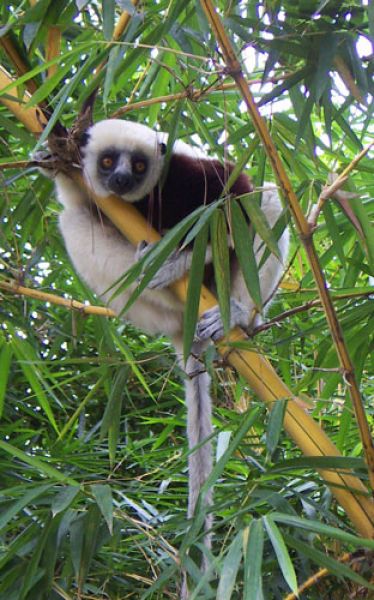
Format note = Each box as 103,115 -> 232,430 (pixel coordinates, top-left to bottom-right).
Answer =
184,343 -> 213,548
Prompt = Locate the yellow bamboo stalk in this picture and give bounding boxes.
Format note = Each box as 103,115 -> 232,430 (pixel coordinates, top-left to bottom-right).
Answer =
0,66 -> 47,132
0,280 -> 116,318
0,35 -> 38,94
112,2 -> 139,41
75,182 -> 374,537
95,1 -> 140,75
199,0 -> 374,494
46,26 -> 62,79
1,66 -> 373,538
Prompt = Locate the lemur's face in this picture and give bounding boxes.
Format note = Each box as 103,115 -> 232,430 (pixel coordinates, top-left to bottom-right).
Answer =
96,147 -> 150,197
81,119 -> 166,202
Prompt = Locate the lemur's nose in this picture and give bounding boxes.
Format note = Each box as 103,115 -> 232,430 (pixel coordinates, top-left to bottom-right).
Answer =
109,171 -> 134,195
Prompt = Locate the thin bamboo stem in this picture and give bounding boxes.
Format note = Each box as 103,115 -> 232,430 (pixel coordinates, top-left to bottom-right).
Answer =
199,0 -> 374,494
0,280 -> 116,318
1,66 -> 373,537
283,550 -> 369,600
110,75 -> 289,118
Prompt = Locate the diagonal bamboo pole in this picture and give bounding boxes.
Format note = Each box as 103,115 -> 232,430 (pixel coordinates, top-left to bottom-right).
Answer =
199,0 -> 374,493
1,68 -> 373,538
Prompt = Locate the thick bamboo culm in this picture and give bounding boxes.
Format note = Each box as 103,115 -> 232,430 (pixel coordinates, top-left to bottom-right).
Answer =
1,67 -> 373,538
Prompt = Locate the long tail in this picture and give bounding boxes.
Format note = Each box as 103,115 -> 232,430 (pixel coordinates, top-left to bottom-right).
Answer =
173,338 -> 214,599
184,343 -> 213,539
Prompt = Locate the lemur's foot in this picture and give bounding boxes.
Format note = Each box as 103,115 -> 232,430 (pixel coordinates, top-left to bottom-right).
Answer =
195,298 -> 250,341
136,241 -> 190,289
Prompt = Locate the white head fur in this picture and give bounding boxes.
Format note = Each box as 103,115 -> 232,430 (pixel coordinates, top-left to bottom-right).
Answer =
82,119 -> 165,202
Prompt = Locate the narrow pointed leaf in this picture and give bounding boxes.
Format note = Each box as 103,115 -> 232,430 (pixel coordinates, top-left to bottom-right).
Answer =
231,200 -> 262,310
263,516 -> 298,594
91,484 -> 114,535
217,531 -> 243,600
244,519 -> 264,600
211,208 -> 231,334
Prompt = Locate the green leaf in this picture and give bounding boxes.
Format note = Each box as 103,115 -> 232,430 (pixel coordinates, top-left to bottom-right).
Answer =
239,194 -> 281,261
265,398 -> 287,458
100,366 -> 129,465
0,484 -> 52,531
0,341 -> 12,418
263,516 -> 298,594
217,531 -> 243,600
272,514 -> 374,549
286,534 -> 374,590
19,515 -> 53,600
11,337 -> 60,434
102,0 -> 115,40
231,199 -> 262,310
211,208 -> 231,334
78,505 -> 101,592
0,441 -> 78,486
51,486 -> 80,517
91,484 -> 113,535
244,519 -> 264,600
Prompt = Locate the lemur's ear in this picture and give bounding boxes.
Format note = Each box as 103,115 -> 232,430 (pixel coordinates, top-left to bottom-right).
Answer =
72,87 -> 99,148
79,87 -> 99,129
159,142 -> 167,155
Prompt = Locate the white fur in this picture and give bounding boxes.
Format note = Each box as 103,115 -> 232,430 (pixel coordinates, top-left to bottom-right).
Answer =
46,120 -> 289,593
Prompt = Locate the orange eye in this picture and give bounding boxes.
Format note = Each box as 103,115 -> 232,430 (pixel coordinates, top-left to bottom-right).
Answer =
101,156 -> 113,169
134,160 -> 146,174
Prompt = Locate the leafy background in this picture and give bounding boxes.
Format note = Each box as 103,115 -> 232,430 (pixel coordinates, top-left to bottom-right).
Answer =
0,1 -> 373,599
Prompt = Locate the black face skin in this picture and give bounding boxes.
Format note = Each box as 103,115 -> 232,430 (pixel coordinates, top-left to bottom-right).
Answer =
97,148 -> 149,196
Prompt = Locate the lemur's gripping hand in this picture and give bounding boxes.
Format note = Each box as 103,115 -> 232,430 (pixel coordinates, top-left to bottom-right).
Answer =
32,147 -> 58,179
136,241 -> 192,289
195,298 -> 251,341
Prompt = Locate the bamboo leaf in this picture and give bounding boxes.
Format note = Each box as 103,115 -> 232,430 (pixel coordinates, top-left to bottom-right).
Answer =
0,484 -> 52,531
263,516 -> 298,594
286,534 -> 374,590
240,190 -> 281,259
0,341 -> 12,418
265,398 -> 287,458
231,199 -> 262,310
217,531 -> 243,600
91,484 -> 113,535
211,208 -> 231,335
243,520 -> 264,600
52,486 -> 80,517
0,441 -> 79,486
272,514 -> 374,549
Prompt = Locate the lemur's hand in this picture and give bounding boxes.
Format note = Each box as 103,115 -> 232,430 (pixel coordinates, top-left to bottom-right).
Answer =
136,241 -> 191,289
195,298 -> 251,341
32,146 -> 58,179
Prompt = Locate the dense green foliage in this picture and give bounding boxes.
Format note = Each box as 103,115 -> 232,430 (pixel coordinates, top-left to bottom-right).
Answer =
0,1 -> 373,598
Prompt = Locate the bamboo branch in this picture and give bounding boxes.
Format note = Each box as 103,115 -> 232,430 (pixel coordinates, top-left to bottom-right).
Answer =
0,160 -> 34,170
0,280 -> 116,318
252,290 -> 374,336
110,74 -> 289,118
308,144 -> 373,230
199,0 -> 374,495
0,65 -> 47,132
46,26 -> 62,79
283,550 -> 370,600
1,67 -> 373,537
0,35 -> 39,94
